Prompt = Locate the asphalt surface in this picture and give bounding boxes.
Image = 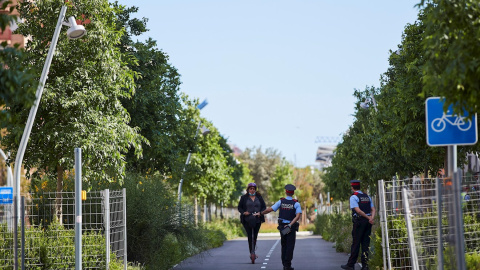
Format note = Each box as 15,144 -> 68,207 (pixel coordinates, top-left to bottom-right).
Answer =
173,232 -> 351,270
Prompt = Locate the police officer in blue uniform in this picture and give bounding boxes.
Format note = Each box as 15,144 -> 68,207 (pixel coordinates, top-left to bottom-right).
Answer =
341,180 -> 376,270
256,184 -> 302,270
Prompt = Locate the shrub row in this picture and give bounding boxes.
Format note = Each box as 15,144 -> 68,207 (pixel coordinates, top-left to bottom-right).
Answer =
313,213 -> 383,268
124,173 -> 246,269
0,221 -> 124,269
314,211 -> 480,270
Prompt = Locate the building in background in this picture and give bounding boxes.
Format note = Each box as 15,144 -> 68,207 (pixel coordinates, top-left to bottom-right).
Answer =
315,145 -> 335,171
0,0 -> 26,48
0,0 -> 26,185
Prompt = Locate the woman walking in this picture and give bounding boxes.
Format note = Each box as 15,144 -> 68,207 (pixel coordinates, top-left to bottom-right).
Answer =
237,183 -> 266,263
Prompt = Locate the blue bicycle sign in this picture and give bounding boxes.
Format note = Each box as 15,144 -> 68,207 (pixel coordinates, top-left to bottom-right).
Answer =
426,97 -> 477,146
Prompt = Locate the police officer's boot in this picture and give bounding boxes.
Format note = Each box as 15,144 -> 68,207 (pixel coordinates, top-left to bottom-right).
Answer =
283,267 -> 294,270
341,264 -> 354,270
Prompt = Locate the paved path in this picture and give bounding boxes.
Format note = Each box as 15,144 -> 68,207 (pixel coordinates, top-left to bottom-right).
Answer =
173,232 -> 350,270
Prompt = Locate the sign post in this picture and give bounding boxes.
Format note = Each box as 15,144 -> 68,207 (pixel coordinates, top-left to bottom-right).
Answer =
425,97 -> 477,270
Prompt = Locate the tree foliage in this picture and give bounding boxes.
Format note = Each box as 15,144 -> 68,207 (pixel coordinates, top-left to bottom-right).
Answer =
0,0 -> 37,131
2,0 -> 144,190
238,146 -> 283,203
112,2 -> 198,176
324,11 -> 446,200
181,120 -> 235,204
292,166 -> 323,214
268,158 -> 293,204
420,0 -> 480,115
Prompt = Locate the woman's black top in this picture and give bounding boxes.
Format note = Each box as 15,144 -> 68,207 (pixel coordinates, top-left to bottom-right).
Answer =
237,194 -> 266,224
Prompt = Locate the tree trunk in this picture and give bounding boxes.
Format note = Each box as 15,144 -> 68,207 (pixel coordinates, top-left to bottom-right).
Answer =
194,195 -> 198,227
56,165 -> 64,225
220,201 -> 224,219
203,197 -> 207,223
208,202 -> 212,222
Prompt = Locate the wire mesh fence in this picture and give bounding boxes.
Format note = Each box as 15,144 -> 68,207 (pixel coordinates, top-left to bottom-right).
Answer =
379,175 -> 480,270
0,189 -> 126,269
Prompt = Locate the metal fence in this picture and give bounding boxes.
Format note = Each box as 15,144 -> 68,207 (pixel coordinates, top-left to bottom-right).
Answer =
379,175 -> 480,270
0,189 -> 126,269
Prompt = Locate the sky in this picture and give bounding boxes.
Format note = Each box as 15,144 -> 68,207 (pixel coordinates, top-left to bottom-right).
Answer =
117,0 -> 421,168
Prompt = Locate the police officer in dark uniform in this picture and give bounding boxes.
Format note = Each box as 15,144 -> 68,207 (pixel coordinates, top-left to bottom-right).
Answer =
341,180 -> 376,270
256,184 -> 302,270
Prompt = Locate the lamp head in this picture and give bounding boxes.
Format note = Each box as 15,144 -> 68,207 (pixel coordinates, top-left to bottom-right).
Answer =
66,16 -> 86,39
200,125 -> 211,136
360,102 -> 370,109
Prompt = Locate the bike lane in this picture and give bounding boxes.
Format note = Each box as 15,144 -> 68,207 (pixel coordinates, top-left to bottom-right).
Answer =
173,232 -> 349,270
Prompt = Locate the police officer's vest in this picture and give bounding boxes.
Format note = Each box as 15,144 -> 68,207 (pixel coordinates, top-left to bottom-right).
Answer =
279,198 -> 297,221
351,192 -> 371,218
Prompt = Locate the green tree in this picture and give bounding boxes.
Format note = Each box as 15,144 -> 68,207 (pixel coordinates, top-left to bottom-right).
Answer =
420,0 -> 480,115
294,166 -> 323,207
112,2 -> 198,176
2,0 -> 145,216
121,38 -> 194,175
324,11 -> 446,199
217,136 -> 252,206
180,121 -> 235,213
0,1 -> 37,131
268,158 -> 293,204
238,146 -> 283,202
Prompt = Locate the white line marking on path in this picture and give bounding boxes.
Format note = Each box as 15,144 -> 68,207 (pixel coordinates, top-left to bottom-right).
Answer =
260,239 -> 280,269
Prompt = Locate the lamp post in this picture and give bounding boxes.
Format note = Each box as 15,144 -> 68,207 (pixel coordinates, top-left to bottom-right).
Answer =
13,5 -> 86,219
177,100 -> 209,206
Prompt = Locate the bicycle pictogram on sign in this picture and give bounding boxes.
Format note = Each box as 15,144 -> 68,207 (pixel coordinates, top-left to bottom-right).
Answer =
431,110 -> 472,132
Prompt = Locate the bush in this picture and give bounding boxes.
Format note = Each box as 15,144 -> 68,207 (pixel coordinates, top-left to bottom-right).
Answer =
314,213 -> 383,266
368,226 -> 384,269
124,173 -> 236,269
0,220 -> 116,269
204,218 -> 245,240
314,213 -> 352,252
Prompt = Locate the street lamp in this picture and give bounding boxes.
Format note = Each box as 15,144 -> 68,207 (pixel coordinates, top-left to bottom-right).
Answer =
360,93 -> 378,112
177,99 -> 209,205
13,5 -> 86,218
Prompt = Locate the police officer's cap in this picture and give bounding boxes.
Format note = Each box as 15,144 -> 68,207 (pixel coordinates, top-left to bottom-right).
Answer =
285,184 -> 296,192
350,180 -> 361,186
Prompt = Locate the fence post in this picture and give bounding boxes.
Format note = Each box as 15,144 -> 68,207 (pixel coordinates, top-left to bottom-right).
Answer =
402,185 -> 419,270
21,197 -> 25,270
123,188 -> 127,270
104,189 -> 110,270
14,195 -> 18,270
378,180 -> 389,269
436,177 -> 444,270
378,180 -> 391,270
75,148 -> 82,270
